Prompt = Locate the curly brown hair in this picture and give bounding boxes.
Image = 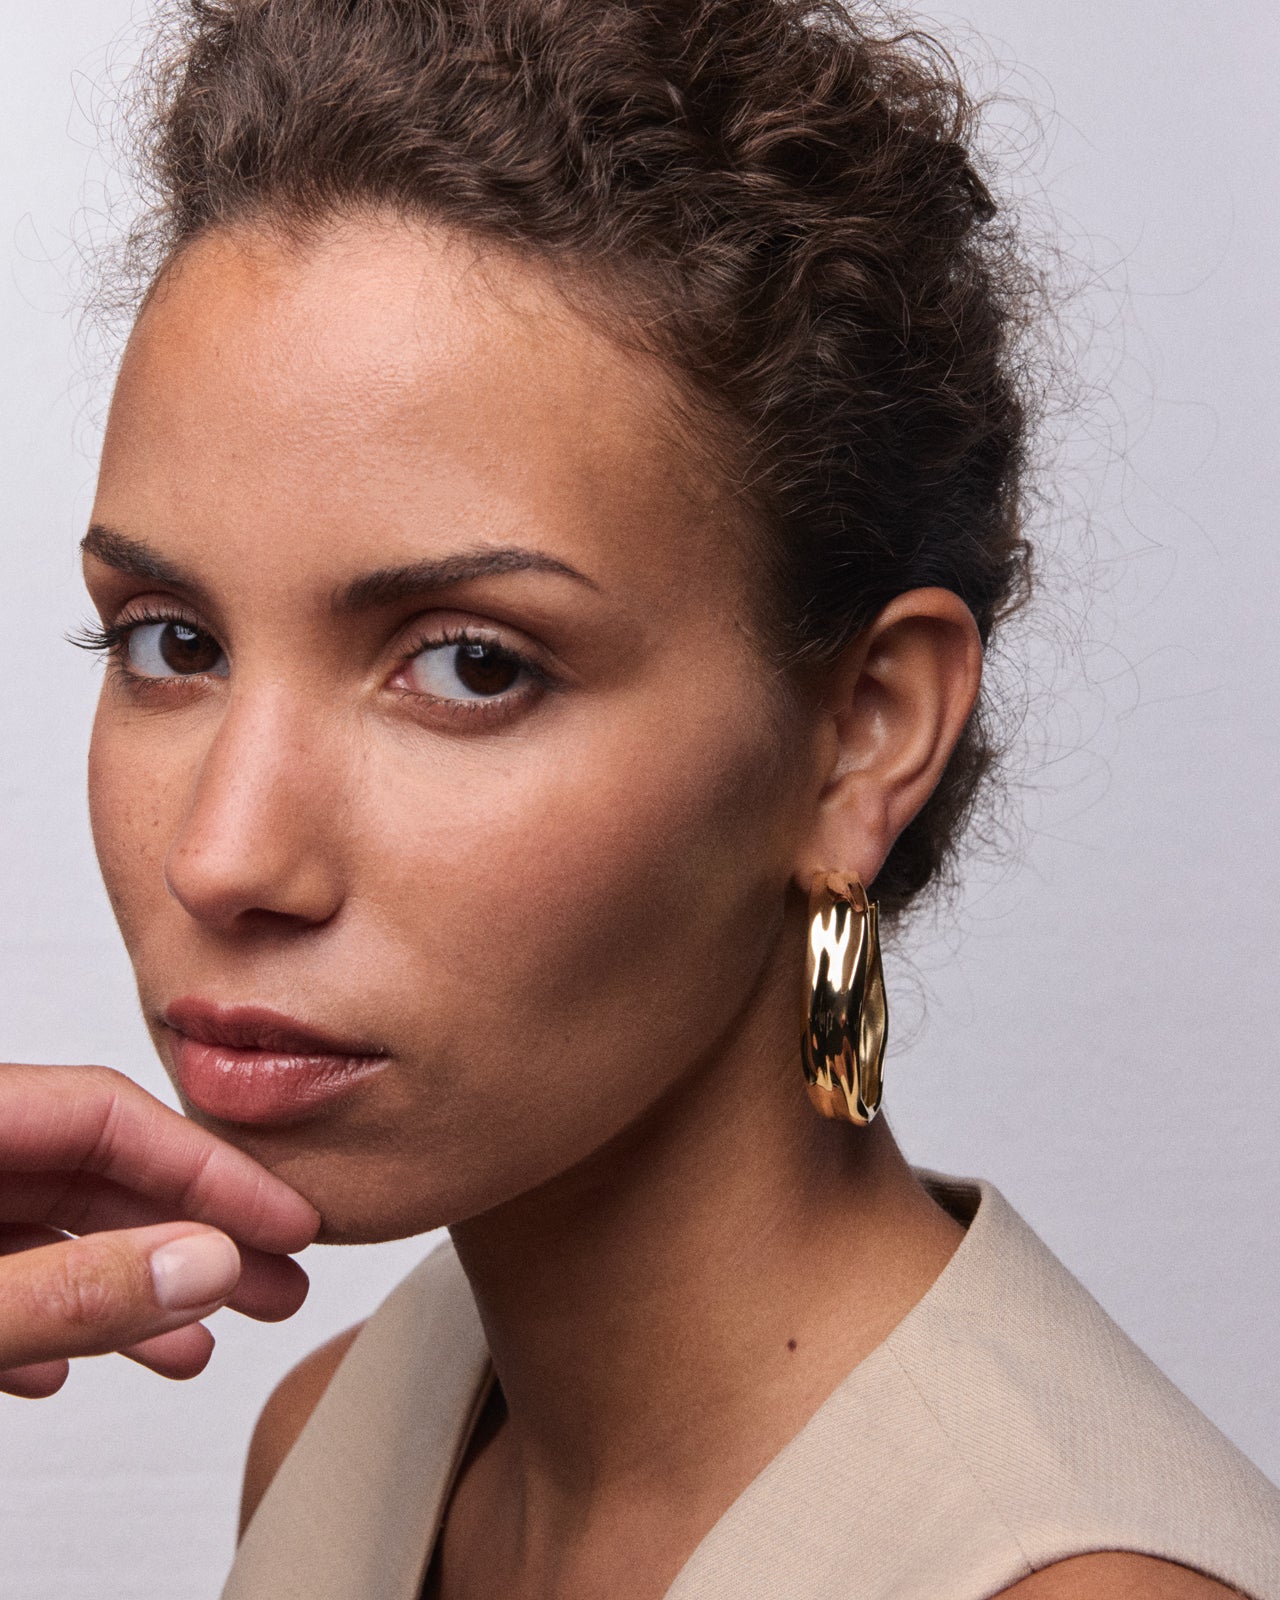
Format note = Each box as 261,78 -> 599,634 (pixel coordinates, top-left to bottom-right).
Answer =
124,0 -> 1039,922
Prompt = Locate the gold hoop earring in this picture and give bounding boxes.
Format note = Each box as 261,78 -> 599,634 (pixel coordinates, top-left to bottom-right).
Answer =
801,872 -> 888,1125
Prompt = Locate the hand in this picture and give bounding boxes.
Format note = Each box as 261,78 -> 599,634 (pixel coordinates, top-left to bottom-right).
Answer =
0,1063 -> 319,1398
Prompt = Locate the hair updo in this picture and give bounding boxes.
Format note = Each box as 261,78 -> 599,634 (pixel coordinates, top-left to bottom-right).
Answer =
124,0 -> 1038,923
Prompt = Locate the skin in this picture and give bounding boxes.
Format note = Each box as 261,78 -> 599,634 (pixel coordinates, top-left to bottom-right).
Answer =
0,1063 -> 316,1397
80,213 -> 1227,1600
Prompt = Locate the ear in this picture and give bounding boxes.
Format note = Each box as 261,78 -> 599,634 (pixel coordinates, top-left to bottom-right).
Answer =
793,587 -> 983,892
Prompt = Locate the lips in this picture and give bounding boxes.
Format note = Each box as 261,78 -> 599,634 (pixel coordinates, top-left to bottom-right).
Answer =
162,998 -> 389,1126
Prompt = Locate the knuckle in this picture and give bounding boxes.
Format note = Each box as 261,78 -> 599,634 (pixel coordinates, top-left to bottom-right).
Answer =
32,1241 -> 131,1332
81,1063 -> 130,1093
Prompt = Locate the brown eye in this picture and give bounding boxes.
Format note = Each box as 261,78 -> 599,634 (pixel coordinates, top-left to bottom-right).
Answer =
125,620 -> 228,679
403,637 -> 528,702
456,640 -> 520,696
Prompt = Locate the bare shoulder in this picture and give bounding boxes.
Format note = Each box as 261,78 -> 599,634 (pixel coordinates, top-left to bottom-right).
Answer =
997,1552 -> 1244,1599
238,1322 -> 365,1539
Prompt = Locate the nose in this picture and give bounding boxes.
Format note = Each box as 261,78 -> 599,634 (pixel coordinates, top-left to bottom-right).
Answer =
163,688 -> 346,933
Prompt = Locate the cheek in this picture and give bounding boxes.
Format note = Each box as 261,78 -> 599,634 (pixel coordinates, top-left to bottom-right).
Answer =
361,691 -> 796,1169
87,704 -> 171,947
87,694 -> 213,971
378,711 -> 784,983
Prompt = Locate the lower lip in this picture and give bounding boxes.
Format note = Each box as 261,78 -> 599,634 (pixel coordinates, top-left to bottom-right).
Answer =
168,1033 -> 389,1126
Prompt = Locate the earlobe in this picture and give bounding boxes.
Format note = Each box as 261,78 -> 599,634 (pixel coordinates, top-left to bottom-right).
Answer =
794,587 -> 983,890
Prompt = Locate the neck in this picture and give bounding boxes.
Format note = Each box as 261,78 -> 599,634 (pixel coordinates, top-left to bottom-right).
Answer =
447,937 -> 964,1555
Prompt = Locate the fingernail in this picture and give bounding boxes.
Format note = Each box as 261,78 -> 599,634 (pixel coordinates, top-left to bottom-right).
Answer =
150,1232 -> 241,1311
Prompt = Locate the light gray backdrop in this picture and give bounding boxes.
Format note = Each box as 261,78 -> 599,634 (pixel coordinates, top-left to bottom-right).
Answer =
3,2 -> 1277,1595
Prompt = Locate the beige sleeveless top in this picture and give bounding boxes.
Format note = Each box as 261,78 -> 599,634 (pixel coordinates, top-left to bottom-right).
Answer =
223,1170 -> 1280,1600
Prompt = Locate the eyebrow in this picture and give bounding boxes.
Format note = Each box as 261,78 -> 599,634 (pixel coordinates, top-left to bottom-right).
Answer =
334,548 -> 598,612
81,525 -> 194,588
81,525 -> 598,611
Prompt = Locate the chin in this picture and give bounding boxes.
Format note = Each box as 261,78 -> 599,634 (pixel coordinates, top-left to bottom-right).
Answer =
197,1107 -> 560,1245
280,1161 -> 467,1246
178,1112 -> 457,1243
180,1061 -> 649,1245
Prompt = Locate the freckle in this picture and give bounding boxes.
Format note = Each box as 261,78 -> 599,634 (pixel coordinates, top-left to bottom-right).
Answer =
787,1339 -> 798,1352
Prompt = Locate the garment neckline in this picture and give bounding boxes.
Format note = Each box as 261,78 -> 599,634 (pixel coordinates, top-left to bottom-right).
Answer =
426,1168 -> 990,1597
665,1167 -> 992,1595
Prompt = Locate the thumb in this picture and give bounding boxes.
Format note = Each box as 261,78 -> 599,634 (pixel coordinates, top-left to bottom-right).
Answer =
0,1223 -> 242,1370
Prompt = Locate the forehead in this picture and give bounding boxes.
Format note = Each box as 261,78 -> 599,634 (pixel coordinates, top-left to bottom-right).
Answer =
98,216 -> 749,608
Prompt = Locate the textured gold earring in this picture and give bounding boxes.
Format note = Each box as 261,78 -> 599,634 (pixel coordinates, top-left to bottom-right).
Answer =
801,871 -> 888,1124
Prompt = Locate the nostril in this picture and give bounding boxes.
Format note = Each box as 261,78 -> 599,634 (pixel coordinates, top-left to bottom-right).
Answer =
241,904 -> 340,935
163,837 -> 343,933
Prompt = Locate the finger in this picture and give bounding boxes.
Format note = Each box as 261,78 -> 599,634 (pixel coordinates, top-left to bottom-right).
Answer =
0,1221 -> 241,1370
226,1245 -> 310,1322
0,1297 -> 217,1383
0,1360 -> 70,1399
0,1174 -> 170,1236
0,1182 -> 309,1318
122,1320 -> 216,1380
0,1199 -> 309,1322
0,1064 -> 319,1253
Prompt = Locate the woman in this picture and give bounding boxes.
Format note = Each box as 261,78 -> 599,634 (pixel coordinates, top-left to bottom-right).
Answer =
4,0 -> 1278,1595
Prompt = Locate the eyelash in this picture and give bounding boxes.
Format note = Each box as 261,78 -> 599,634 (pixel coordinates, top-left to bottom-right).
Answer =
69,610 -> 551,714
397,624 -> 551,703
69,607 -> 197,663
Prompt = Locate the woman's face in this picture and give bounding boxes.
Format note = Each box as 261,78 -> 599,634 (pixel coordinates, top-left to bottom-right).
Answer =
84,216 -> 822,1240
